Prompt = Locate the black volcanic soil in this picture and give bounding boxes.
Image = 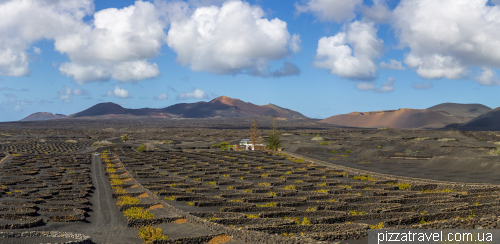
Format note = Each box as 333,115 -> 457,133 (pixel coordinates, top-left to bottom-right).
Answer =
2,119 -> 500,243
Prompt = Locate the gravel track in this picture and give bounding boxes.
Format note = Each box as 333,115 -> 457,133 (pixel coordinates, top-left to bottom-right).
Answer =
86,154 -> 141,244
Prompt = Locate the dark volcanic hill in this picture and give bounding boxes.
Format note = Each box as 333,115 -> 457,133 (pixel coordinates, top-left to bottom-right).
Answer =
20,112 -> 66,121
459,107 -> 500,130
65,96 -> 307,119
427,103 -> 491,118
320,108 -> 468,129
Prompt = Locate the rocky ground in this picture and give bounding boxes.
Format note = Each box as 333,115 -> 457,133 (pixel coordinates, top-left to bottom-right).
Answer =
1,119 -> 500,243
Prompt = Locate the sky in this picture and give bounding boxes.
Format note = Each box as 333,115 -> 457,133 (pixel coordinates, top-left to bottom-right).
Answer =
1,0 -> 500,122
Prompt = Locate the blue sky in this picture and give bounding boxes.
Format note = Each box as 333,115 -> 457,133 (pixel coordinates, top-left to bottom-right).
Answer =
1,0 -> 500,122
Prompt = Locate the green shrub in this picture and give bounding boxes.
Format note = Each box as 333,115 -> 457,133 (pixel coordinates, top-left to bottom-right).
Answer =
123,207 -> 154,219
396,182 -> 411,190
301,217 -> 310,225
319,141 -> 331,146
256,202 -> 277,207
345,150 -> 351,153
138,226 -> 168,242
117,196 -> 140,206
137,144 -> 146,152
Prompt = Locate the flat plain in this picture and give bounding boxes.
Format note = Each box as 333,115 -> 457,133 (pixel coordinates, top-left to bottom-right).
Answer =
1,118 -> 500,243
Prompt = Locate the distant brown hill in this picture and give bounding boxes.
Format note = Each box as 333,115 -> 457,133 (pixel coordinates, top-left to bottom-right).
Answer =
427,103 -> 491,118
64,96 -> 307,119
20,112 -> 66,121
320,108 -> 467,129
459,107 -> 500,130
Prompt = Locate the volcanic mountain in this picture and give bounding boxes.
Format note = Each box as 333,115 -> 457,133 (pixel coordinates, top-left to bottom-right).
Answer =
63,96 -> 307,119
427,103 -> 491,118
459,107 -> 500,130
20,112 -> 66,121
320,108 -> 468,129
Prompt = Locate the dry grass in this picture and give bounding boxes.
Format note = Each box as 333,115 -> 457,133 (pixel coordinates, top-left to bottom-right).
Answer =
149,204 -> 163,210
123,178 -> 132,182
208,234 -> 232,244
131,185 -> 138,188
173,218 -> 187,224
138,193 -> 149,198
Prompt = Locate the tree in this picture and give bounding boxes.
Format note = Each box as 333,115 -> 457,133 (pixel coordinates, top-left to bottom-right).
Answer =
121,134 -> 128,142
250,119 -> 260,150
267,116 -> 283,150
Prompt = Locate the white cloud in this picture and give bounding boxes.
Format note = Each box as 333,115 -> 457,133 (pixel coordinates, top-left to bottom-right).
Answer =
57,86 -> 90,102
33,47 -> 42,55
0,0 -> 163,83
295,0 -> 362,23
154,92 -> 168,100
0,0 -> 94,77
355,82 -> 376,91
104,85 -> 132,99
166,0 -> 298,76
59,63 -> 110,83
392,0 -> 500,79
177,88 -> 208,99
413,81 -> 433,90
14,105 -> 21,112
55,1 -> 164,83
376,77 -> 394,93
356,77 -> 394,93
3,92 -> 16,97
380,59 -> 405,70
0,49 -> 31,76
289,34 -> 302,53
111,61 -> 160,82
475,67 -> 500,86
314,21 -> 383,80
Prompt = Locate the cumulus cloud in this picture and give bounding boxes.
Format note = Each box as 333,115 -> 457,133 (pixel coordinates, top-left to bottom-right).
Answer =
154,92 -> 168,100
0,0 -> 94,77
356,77 -> 394,93
0,0 -> 164,83
103,85 -> 132,99
3,92 -> 16,97
57,86 -> 90,102
295,0 -> 362,23
166,0 -> 299,76
475,67 -> 500,86
380,59 -> 405,70
177,88 -> 208,100
392,0 -> 500,79
377,77 -> 395,93
314,21 -> 383,80
361,0 -> 391,24
55,1 -> 164,83
413,81 -> 433,90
